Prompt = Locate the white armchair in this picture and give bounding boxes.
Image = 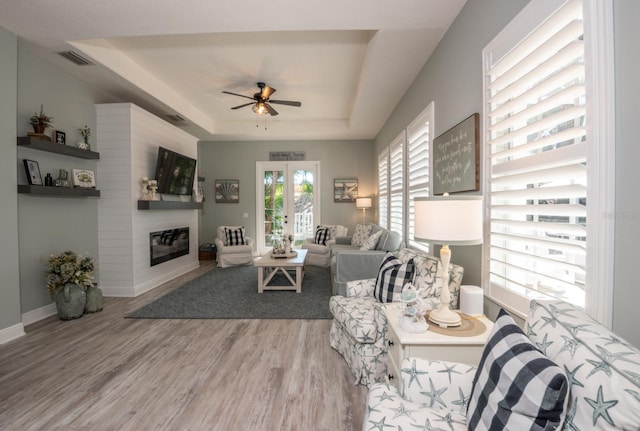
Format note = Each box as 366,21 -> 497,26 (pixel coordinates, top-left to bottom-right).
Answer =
213,226 -> 254,268
301,224 -> 348,267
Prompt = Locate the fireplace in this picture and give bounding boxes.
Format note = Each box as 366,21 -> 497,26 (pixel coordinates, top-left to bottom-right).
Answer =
150,227 -> 189,266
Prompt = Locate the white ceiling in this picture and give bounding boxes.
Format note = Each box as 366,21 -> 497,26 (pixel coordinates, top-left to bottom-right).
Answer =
0,0 -> 465,141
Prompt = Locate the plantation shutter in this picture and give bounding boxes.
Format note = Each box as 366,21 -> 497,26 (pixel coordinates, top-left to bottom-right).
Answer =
485,0 -> 587,308
389,132 -> 405,238
377,149 -> 389,229
407,105 -> 432,250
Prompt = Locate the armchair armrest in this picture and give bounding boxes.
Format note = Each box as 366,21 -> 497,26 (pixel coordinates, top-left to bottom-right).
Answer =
214,236 -> 254,250
345,278 -> 376,297
400,358 -> 476,412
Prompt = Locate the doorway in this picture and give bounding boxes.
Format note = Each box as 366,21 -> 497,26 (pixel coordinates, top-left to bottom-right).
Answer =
256,161 -> 320,255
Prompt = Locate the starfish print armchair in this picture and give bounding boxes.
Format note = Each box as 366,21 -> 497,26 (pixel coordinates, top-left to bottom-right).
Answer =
363,299 -> 640,431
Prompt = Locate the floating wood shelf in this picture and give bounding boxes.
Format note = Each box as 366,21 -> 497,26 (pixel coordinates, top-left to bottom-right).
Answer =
137,200 -> 203,210
18,185 -> 100,197
18,136 -> 100,159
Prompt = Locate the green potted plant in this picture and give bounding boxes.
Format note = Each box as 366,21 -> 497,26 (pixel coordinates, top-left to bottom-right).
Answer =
29,104 -> 53,134
78,125 -> 91,150
45,251 -> 102,319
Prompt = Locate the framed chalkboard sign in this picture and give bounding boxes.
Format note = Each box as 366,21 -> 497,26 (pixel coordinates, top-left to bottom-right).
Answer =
433,113 -> 479,195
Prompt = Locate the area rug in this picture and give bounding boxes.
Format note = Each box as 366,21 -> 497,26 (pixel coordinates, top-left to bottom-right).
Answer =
126,264 -> 332,319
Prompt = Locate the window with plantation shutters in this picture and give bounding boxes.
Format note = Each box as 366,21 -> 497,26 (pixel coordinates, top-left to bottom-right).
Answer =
377,149 -> 389,230
389,132 -> 405,238
407,104 -> 433,251
483,0 -> 614,321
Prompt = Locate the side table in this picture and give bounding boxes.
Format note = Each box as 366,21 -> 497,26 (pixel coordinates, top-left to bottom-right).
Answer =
384,306 -> 493,391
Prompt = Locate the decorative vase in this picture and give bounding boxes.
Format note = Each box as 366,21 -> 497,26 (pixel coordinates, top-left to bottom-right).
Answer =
84,284 -> 103,313
32,124 -> 46,134
54,283 -> 86,320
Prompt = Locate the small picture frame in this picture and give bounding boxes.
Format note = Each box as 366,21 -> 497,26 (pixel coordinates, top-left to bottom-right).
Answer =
23,159 -> 43,186
215,179 -> 239,203
72,169 -> 96,188
54,130 -> 66,145
334,177 -> 358,202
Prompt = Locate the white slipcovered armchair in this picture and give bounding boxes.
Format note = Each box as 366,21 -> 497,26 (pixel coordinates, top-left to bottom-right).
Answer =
301,224 -> 348,267
214,226 -> 254,268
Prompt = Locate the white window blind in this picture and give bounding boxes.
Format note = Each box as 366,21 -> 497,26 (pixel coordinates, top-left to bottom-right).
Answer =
407,104 -> 433,250
389,132 -> 405,238
485,0 -> 588,313
377,149 -> 389,230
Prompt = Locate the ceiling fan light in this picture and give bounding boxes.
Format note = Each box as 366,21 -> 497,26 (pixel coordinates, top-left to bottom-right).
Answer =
252,102 -> 268,115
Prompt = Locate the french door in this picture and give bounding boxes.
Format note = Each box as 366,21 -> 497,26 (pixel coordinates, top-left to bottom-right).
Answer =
256,161 -> 320,255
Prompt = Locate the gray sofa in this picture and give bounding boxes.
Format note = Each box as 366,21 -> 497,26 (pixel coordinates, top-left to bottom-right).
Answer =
329,224 -> 403,295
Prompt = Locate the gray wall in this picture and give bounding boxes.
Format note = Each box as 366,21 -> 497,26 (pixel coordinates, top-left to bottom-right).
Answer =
16,48 -> 119,314
197,140 -> 375,245
0,27 -> 21,331
375,0 -> 640,346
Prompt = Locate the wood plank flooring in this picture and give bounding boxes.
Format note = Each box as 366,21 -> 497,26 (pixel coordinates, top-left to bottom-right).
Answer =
0,262 -> 367,431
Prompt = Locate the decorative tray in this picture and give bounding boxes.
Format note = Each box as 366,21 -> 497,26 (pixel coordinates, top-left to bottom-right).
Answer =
271,250 -> 298,259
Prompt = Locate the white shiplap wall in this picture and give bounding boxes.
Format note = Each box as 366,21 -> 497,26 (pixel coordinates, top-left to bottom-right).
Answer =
97,103 -> 199,297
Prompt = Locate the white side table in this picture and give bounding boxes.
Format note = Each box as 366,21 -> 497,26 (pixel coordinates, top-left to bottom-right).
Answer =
384,306 -> 493,391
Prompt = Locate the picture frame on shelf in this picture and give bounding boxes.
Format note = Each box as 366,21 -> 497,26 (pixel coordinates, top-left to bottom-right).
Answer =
72,169 -> 96,188
54,130 -> 66,145
334,177 -> 358,202
215,179 -> 239,203
23,159 -> 43,186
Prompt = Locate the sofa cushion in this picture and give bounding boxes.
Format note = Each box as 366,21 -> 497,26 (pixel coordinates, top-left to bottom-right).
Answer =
374,253 -> 415,303
360,229 -> 383,251
468,309 -> 568,431
526,300 -> 640,430
314,226 -> 331,245
224,226 -> 246,246
351,223 -> 373,247
375,230 -> 402,251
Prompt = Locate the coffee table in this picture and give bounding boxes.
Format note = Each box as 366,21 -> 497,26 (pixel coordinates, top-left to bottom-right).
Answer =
256,249 -> 308,293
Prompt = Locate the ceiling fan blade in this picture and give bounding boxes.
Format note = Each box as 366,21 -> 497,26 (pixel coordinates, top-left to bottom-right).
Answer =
261,85 -> 276,100
269,99 -> 302,107
230,102 -> 255,110
222,90 -> 255,101
265,103 -> 279,116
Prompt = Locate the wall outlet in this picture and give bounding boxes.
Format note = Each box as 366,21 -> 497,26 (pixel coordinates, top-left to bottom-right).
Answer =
243,213 -> 248,218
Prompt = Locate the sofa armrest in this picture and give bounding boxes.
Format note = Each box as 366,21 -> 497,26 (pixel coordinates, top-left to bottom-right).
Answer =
345,278 -> 376,297
400,358 -> 476,412
334,251 -> 385,284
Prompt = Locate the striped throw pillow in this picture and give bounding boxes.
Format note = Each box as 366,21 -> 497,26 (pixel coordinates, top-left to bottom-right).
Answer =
224,227 -> 246,246
314,226 -> 331,245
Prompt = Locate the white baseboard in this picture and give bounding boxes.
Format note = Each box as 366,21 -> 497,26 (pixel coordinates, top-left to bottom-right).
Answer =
0,322 -> 25,345
102,261 -> 200,297
22,303 -> 57,326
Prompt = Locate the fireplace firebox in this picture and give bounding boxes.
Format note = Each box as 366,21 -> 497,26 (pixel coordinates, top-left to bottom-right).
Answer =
150,227 -> 189,266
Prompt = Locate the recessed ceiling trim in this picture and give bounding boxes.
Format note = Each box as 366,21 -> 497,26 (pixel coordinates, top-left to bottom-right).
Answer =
57,51 -> 95,66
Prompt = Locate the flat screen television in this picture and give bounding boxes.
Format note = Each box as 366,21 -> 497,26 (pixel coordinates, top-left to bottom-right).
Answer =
154,147 -> 197,196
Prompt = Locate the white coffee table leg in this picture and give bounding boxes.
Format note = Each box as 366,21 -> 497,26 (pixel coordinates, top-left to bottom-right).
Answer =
295,266 -> 302,293
258,267 -> 264,293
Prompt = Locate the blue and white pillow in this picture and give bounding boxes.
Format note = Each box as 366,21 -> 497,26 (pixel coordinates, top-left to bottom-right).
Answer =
351,223 -> 373,247
360,229 -> 383,251
374,252 -> 415,303
224,227 -> 246,246
468,309 -> 568,431
314,226 -> 331,245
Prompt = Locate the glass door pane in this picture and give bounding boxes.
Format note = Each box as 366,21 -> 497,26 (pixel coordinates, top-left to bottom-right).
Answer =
291,169 -> 314,247
263,169 -> 284,248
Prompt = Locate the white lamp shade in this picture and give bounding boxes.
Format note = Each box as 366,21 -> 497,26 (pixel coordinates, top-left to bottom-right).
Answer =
414,196 -> 483,245
356,197 -> 372,209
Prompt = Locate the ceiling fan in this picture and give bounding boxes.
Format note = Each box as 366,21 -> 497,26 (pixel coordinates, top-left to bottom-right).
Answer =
222,82 -> 302,116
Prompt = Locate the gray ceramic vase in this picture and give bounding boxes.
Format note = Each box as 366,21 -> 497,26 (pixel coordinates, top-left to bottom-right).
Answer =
84,284 -> 103,313
55,283 -> 86,320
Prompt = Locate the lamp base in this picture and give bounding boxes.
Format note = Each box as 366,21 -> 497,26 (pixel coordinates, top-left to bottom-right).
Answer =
428,306 -> 462,328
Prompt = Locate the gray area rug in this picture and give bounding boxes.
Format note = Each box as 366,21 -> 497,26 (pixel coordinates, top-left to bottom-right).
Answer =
126,264 -> 332,319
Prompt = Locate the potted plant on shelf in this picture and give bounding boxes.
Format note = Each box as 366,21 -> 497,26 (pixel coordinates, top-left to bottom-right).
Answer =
78,125 -> 91,150
29,104 -> 53,135
45,250 -> 103,320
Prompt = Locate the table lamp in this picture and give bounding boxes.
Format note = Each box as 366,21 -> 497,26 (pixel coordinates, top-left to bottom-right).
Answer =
414,195 -> 483,327
356,197 -> 372,224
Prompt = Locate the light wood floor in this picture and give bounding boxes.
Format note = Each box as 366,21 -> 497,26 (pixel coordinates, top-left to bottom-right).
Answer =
0,262 -> 367,431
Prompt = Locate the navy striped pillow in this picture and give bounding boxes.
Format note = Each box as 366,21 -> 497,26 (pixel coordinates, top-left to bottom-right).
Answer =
468,309 -> 568,430
224,227 -> 246,246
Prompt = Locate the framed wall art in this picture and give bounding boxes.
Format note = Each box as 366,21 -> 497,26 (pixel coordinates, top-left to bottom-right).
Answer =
334,177 -> 358,202
54,130 -> 66,145
23,159 -> 43,186
432,113 -> 480,195
215,179 -> 239,203
72,169 -> 96,188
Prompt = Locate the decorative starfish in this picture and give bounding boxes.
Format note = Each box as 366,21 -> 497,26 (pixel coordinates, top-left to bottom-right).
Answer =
420,377 -> 448,408
437,363 -> 462,384
584,386 -> 618,427
366,415 -> 395,431
401,359 -> 429,389
451,387 -> 470,414
586,358 -> 612,378
391,402 -> 417,421
558,335 -> 582,358
563,364 -> 585,388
